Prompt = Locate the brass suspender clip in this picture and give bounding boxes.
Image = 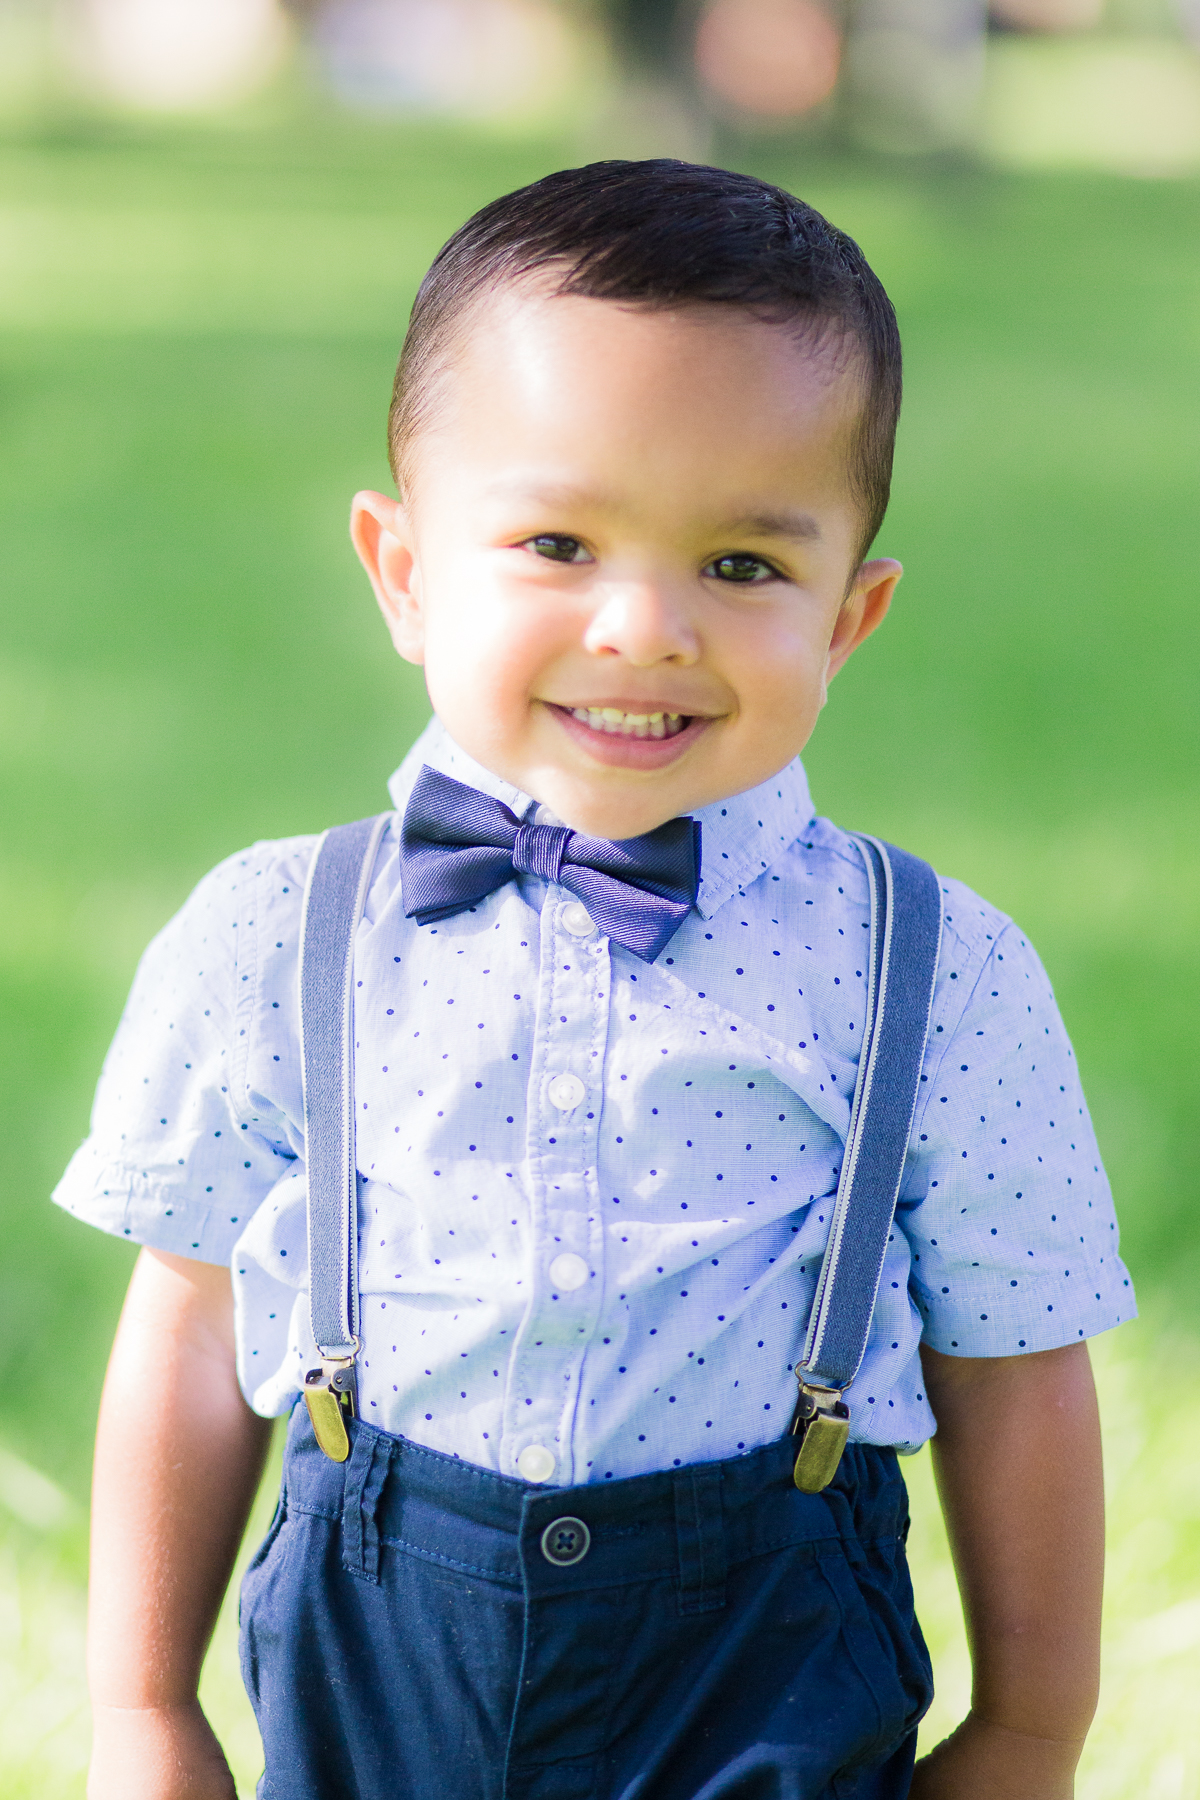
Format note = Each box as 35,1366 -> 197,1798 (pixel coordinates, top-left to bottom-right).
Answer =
791,1378 -> 851,1494
303,1350 -> 358,1464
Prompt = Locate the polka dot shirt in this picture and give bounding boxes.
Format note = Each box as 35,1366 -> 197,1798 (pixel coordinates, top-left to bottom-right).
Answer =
53,719 -> 1134,1487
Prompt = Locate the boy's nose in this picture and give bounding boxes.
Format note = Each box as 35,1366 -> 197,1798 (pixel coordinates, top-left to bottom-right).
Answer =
582,581 -> 700,666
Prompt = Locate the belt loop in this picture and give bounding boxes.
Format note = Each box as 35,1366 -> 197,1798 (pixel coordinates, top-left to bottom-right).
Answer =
341,1428 -> 392,1584
673,1465 -> 727,1616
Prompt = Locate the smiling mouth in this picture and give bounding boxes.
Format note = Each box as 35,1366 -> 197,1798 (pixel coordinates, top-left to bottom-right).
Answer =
545,700 -> 714,767
565,706 -> 690,741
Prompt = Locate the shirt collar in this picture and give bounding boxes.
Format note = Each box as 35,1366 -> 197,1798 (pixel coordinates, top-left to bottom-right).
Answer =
689,761 -> 814,920
387,716 -> 814,921
388,716 -> 538,820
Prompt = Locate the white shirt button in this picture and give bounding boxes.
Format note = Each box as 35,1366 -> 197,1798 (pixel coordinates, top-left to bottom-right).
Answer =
561,901 -> 596,938
547,1071 -> 586,1112
517,1443 -> 556,1483
549,1252 -> 589,1292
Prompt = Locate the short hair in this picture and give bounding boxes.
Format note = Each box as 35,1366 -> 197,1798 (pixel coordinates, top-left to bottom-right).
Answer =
389,159 -> 902,564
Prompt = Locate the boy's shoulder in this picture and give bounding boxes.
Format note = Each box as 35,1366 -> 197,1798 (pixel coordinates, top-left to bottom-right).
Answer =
126,831 -> 354,1037
157,820 -> 399,948
800,811 -> 1022,979
149,831 -> 325,956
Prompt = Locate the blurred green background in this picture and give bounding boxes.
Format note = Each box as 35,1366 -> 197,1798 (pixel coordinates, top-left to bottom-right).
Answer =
1,100 -> 1199,1798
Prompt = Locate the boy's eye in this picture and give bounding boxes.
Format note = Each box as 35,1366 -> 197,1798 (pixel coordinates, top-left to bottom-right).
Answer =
523,534 -> 591,565
704,553 -> 779,584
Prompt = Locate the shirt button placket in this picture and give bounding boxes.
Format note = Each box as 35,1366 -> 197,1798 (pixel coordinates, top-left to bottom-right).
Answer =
506,892 -> 609,1487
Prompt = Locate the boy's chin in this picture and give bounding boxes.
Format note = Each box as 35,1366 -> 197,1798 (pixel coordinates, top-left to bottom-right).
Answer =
528,711 -> 719,838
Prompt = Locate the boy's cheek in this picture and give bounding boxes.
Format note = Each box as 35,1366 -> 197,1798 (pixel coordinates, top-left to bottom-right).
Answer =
422,619 -> 543,743
735,664 -> 826,773
426,583 -> 567,691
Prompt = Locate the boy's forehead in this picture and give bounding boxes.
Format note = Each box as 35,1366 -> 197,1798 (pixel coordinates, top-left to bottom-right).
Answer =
428,285 -> 865,498
458,281 -> 858,395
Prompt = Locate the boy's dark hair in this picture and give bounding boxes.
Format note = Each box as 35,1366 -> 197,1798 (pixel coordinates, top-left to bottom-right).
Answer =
389,159 -> 902,564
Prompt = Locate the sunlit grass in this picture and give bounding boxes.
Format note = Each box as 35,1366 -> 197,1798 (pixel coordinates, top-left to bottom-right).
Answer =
3,1318 -> 1197,1798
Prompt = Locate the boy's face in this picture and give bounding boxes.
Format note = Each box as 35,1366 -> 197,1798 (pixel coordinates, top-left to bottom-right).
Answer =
353,288 -> 900,839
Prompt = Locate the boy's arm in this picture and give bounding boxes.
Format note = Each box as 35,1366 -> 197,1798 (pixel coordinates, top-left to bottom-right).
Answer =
88,1247 -> 273,1800
910,1340 -> 1104,1800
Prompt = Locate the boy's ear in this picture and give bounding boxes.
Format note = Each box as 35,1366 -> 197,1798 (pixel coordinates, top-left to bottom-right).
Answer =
350,490 -> 425,665
823,558 -> 902,696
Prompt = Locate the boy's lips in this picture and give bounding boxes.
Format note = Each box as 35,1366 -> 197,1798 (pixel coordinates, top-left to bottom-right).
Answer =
544,701 -> 715,769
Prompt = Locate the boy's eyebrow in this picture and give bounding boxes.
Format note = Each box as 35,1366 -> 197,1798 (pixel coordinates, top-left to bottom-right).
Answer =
719,509 -> 822,543
485,477 -> 617,510
486,480 -> 823,543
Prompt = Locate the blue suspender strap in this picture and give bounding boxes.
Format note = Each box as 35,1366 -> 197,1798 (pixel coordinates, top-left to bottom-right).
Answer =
792,835 -> 943,1493
298,812 -> 391,1463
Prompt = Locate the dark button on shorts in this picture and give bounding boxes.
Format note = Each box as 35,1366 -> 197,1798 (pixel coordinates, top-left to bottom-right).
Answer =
541,1516 -> 591,1566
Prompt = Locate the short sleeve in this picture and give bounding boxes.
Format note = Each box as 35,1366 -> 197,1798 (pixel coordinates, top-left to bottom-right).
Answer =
897,919 -> 1135,1356
52,846 -> 299,1264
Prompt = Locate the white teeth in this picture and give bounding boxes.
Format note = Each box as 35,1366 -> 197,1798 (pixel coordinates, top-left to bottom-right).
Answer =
569,707 -> 688,740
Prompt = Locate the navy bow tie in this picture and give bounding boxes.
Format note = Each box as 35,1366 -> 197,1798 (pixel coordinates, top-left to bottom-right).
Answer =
400,765 -> 702,963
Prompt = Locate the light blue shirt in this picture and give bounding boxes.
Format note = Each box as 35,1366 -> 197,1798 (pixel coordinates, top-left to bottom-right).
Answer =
54,719 -> 1134,1485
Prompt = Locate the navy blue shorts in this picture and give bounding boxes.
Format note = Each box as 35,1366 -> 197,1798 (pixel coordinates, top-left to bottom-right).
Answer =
240,1406 -> 932,1799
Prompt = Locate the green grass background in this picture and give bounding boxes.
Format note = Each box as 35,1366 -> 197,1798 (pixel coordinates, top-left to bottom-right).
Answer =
1,111 -> 1198,1795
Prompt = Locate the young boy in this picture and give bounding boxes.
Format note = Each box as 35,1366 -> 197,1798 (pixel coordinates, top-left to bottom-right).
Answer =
59,161 -> 1132,1800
